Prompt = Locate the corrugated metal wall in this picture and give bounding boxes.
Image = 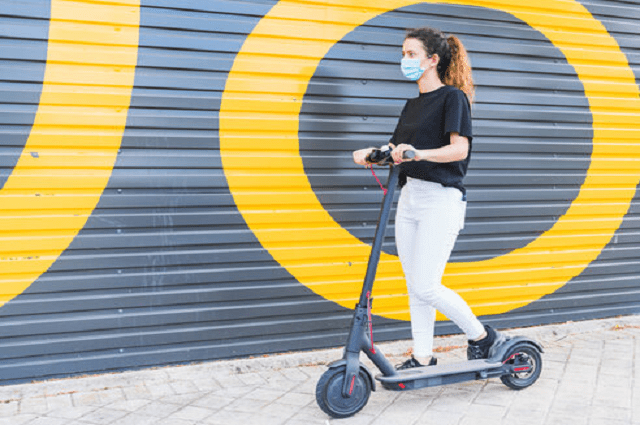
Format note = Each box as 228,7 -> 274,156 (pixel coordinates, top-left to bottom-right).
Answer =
0,0 -> 639,384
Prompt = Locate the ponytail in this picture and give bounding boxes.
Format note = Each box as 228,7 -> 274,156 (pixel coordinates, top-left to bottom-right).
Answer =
443,36 -> 475,103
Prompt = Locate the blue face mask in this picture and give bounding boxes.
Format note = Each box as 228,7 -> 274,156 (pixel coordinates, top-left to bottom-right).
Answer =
401,58 -> 425,81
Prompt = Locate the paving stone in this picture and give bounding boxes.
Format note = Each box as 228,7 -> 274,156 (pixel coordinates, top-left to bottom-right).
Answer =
170,405 -> 215,421
222,398 -> 270,414
0,401 -> 18,417
290,404 -> 339,422
47,406 -> 97,420
214,373 -> 253,388
109,413 -> 161,425
166,368 -> 208,382
154,418 -> 197,425
463,403 -> 508,420
528,377 -> 559,393
597,373 -> 632,388
0,414 -> 38,425
132,400 -> 182,418
553,383 -> 593,401
45,394 -> 74,411
277,391 -> 314,407
158,392 -> 206,406
77,407 -> 129,424
244,388 -> 285,403
191,393 -> 235,410
284,420 -> 327,425
566,356 -> 600,367
191,378 -> 223,392
278,368 -> 311,382
19,396 -> 52,414
145,383 -> 176,398
590,404 -> 632,422
548,398 -> 593,419
97,388 -> 126,405
543,350 -> 570,362
28,417 -> 72,425
427,392 -> 472,413
121,384 -> 152,400
259,402 -> 305,421
203,410 -> 255,424
357,392 -> 399,416
472,383 -> 516,407
418,409 -> 464,425
508,394 -> 553,413
503,407 -> 547,425
369,395 -> 431,424
541,360 -> 566,375
589,418 -> 633,425
71,392 -> 104,408
237,372 -> 269,386
169,380 -> 201,395
211,386 -> 255,398
106,398 -> 151,412
544,414 -> 588,425
592,386 -> 632,409
601,357 -> 633,369
291,378 -> 318,395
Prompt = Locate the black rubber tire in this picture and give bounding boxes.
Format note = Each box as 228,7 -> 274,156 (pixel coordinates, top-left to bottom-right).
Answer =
315,367 -> 371,418
500,344 -> 543,390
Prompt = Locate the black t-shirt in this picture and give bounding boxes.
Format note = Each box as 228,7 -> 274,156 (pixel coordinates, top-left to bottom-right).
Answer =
390,85 -> 473,195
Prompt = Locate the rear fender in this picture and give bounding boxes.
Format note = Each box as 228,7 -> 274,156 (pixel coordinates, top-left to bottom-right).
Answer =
489,336 -> 544,361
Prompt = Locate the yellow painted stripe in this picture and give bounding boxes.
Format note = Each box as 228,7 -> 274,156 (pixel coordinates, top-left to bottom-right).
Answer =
220,0 -> 640,320
0,1 -> 140,305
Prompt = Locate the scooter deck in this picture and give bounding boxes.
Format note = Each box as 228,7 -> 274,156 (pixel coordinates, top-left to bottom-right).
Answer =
376,359 -> 504,391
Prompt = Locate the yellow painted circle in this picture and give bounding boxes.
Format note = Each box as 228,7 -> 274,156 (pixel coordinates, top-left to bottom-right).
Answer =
0,1 -> 140,307
220,0 -> 640,320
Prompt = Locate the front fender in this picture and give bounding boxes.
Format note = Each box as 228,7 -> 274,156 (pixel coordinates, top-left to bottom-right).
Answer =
327,359 -> 376,392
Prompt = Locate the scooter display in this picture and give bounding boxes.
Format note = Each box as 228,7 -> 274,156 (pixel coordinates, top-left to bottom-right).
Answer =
315,147 -> 543,418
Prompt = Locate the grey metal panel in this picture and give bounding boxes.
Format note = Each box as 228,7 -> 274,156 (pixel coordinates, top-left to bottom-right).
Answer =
0,0 -> 639,385
0,3 -> 48,194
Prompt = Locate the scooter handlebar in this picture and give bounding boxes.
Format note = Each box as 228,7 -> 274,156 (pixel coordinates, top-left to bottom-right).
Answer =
365,148 -> 415,165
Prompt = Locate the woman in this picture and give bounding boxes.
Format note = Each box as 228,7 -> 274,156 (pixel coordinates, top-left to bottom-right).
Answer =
353,27 -> 501,369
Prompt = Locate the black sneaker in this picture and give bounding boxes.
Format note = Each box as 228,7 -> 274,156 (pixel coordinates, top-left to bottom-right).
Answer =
467,325 -> 501,360
395,355 -> 437,370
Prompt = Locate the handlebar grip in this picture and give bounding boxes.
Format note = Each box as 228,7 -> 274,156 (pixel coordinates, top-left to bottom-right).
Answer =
365,148 -> 416,165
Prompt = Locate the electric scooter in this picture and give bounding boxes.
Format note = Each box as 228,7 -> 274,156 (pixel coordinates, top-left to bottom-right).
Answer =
315,147 -> 543,418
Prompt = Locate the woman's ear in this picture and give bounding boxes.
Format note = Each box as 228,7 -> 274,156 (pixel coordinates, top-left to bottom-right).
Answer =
430,53 -> 440,68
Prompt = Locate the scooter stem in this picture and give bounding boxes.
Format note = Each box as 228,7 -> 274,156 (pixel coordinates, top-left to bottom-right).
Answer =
357,164 -> 400,306
341,164 -> 400,397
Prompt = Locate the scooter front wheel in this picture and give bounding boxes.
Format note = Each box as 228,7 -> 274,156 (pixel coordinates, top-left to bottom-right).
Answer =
500,343 -> 542,390
316,367 -> 371,418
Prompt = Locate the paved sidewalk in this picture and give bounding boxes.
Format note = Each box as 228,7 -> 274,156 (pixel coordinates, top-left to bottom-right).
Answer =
1,315 -> 639,425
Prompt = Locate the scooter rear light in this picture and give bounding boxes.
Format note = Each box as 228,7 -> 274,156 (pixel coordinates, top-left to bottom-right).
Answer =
398,383 -> 405,389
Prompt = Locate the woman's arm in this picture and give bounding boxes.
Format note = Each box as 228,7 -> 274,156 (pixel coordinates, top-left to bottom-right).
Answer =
391,132 -> 468,163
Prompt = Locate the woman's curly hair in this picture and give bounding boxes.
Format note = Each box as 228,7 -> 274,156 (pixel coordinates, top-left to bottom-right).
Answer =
406,27 -> 475,103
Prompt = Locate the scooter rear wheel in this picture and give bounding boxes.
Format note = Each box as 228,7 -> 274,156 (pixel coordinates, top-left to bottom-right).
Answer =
316,367 -> 371,418
500,343 -> 542,390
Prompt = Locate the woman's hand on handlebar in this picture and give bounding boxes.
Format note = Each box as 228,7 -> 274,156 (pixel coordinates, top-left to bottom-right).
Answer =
390,144 -> 418,163
353,147 -> 376,167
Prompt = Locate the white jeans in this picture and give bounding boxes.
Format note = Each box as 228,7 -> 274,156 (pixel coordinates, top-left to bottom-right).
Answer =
395,177 -> 485,357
